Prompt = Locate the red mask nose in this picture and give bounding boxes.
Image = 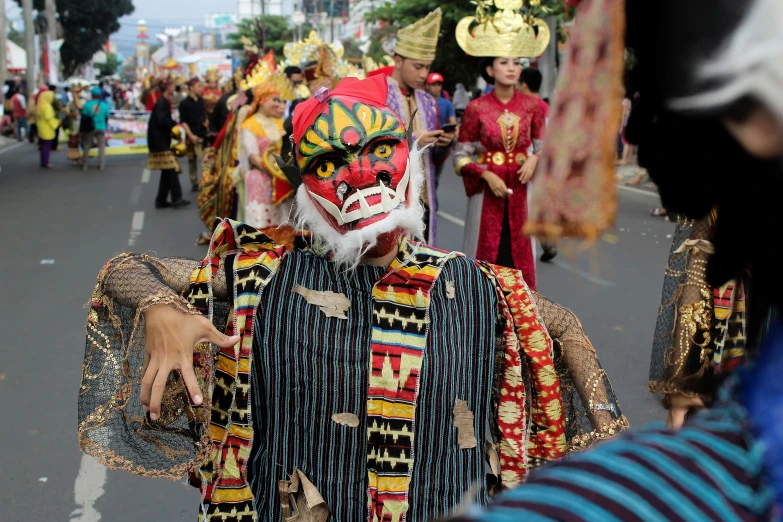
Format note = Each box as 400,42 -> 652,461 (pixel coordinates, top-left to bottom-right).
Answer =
341,156 -> 377,188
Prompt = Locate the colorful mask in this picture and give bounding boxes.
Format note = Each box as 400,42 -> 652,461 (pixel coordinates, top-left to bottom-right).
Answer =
293,76 -> 412,233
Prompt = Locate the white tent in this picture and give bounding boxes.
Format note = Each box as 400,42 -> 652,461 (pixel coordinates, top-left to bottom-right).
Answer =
6,40 -> 27,72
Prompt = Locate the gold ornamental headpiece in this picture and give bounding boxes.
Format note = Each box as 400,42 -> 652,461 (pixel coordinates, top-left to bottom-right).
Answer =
456,0 -> 550,58
241,51 -> 296,101
394,8 -> 442,62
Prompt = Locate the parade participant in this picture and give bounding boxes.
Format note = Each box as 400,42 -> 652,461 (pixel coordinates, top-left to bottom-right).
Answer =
12,86 -> 28,142
35,90 -> 58,169
145,77 -> 163,112
78,73 -> 626,522
201,67 -> 223,116
237,83 -> 290,229
384,8 -> 456,245
81,87 -> 110,172
179,77 -> 208,192
64,84 -> 85,165
453,1 -> 549,289
447,0 -> 783,519
147,77 -> 189,209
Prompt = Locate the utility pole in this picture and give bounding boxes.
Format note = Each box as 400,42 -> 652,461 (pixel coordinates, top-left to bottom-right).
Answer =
22,0 -> 35,91
45,0 -> 58,83
0,0 -> 7,90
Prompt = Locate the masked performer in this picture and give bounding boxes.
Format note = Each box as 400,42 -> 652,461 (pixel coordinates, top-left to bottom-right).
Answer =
448,0 -> 783,519
376,9 -> 456,245
453,2 -> 549,289
78,74 -> 626,522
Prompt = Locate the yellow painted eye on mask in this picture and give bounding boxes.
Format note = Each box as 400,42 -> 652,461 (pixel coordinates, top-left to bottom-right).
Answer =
373,143 -> 393,159
316,160 -> 336,179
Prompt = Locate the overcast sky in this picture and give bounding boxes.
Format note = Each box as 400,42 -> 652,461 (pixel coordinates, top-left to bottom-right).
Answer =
122,0 -> 237,26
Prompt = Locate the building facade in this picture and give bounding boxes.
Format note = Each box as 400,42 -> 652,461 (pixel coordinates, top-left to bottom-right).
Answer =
237,0 -> 294,19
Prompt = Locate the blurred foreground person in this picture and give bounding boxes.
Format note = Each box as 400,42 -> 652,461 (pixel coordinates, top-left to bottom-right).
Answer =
451,0 -> 783,519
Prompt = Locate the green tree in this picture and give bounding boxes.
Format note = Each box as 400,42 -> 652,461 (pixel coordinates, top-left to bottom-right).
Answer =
341,38 -> 364,60
7,26 -> 25,47
96,52 -> 121,77
225,15 -> 314,57
365,0 -> 575,89
16,0 -> 134,77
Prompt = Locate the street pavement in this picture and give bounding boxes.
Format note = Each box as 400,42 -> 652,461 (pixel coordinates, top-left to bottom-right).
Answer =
0,142 -> 673,521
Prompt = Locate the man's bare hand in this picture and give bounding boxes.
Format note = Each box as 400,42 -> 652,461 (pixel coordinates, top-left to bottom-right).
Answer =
417,130 -> 444,147
141,304 -> 239,421
517,155 -> 539,183
436,128 -> 457,147
666,394 -> 705,429
481,171 -> 509,199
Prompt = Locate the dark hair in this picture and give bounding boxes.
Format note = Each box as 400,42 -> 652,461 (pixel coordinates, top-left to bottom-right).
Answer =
480,57 -> 496,85
175,85 -> 181,92
99,81 -> 104,87
284,66 -> 302,79
521,67 -> 543,93
48,84 -> 56,91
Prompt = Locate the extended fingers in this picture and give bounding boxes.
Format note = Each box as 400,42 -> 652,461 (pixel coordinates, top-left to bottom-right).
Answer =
140,356 -> 159,413
181,365 -> 204,406
148,365 -> 170,421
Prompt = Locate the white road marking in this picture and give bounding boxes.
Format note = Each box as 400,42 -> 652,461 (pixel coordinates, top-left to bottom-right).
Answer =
437,210 -> 466,227
141,168 -> 151,183
128,211 -> 145,246
550,258 -> 616,287
70,454 -> 107,522
40,259 -> 55,264
617,184 -> 659,198
128,185 -> 142,206
0,141 -> 25,156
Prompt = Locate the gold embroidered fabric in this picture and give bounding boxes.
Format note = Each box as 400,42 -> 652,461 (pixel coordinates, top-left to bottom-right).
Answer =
78,254 -> 231,479
531,291 -> 629,450
649,217 -> 716,400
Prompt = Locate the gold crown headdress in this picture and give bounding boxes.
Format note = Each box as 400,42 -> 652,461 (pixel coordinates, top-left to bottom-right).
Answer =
282,31 -> 362,83
240,51 -> 296,101
394,8 -> 442,61
455,0 -> 550,58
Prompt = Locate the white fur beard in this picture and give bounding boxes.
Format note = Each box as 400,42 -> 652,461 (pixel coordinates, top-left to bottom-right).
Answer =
291,143 -> 428,269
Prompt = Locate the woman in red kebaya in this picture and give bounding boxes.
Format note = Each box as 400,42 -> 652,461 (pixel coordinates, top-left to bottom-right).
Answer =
453,56 -> 545,289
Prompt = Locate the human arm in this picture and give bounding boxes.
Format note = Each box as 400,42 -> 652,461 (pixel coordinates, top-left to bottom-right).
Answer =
99,253 -> 233,419
649,216 -> 717,428
532,290 -> 626,433
152,98 -> 175,130
518,102 -> 546,182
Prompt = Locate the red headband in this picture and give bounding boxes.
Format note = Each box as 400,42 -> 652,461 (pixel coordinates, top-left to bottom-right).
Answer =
292,75 -> 390,144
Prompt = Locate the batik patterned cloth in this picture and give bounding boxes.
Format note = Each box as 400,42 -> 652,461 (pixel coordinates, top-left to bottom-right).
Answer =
454,91 -> 545,289
525,0 -> 625,241
649,214 -> 747,402
78,220 -> 626,522
147,150 -> 181,172
386,76 -> 440,245
198,113 -> 239,229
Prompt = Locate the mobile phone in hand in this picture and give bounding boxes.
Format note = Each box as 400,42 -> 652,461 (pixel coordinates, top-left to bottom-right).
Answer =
441,123 -> 458,133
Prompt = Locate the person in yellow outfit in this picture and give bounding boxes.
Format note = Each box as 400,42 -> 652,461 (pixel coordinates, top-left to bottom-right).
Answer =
237,83 -> 291,228
36,90 -> 59,168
